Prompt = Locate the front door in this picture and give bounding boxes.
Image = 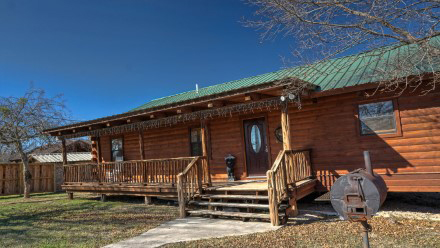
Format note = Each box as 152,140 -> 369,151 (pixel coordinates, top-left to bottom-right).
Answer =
243,118 -> 269,177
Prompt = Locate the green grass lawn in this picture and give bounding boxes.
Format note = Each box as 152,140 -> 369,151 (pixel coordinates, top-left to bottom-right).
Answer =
0,192 -> 178,248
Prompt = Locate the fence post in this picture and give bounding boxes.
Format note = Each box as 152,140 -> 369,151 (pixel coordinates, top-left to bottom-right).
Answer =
53,164 -> 57,192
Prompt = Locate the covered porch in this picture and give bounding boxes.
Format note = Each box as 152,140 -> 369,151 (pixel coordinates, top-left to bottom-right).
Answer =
48,78 -> 318,225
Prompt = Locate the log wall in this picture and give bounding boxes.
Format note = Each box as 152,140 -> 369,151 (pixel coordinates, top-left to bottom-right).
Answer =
96,89 -> 440,192
283,90 -> 440,192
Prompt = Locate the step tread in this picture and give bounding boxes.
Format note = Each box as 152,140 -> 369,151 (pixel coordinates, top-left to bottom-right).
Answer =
189,201 -> 270,209
188,210 -> 273,219
202,194 -> 269,200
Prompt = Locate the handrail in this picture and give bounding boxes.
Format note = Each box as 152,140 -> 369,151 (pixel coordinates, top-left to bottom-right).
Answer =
177,156 -> 210,218
63,157 -> 197,185
267,149 -> 312,226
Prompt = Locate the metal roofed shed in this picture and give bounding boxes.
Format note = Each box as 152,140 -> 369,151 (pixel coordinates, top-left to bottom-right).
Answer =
30,152 -> 92,163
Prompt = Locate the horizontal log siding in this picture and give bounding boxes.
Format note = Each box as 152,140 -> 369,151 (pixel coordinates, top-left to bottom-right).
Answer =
282,90 -> 440,192
124,132 -> 141,161
143,125 -> 190,159
95,89 -> 440,192
209,115 -> 244,180
100,136 -> 111,162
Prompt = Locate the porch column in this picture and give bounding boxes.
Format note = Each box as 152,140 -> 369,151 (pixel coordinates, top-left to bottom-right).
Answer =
91,136 -> 101,163
138,130 -> 145,160
281,101 -> 292,150
281,101 -> 299,217
201,121 -> 212,186
96,137 -> 101,163
61,137 -> 68,165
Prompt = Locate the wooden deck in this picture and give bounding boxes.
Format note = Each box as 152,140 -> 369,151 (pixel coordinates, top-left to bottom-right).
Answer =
62,179 -> 317,199
62,182 -> 178,198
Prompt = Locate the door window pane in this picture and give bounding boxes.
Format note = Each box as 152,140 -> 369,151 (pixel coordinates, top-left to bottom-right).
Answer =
250,125 -> 262,153
359,100 -> 397,135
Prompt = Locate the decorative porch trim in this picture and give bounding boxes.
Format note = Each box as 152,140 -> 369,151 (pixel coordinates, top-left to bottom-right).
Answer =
60,97 -> 289,139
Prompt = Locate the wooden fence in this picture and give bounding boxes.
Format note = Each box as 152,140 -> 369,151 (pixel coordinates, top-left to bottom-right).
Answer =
0,163 -> 56,196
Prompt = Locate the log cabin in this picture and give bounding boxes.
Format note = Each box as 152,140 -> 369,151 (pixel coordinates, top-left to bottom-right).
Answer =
43,41 -> 440,225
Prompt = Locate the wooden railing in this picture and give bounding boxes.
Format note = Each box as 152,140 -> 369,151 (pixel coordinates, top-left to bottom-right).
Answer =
267,149 -> 312,226
177,156 -> 210,217
64,157 -> 198,185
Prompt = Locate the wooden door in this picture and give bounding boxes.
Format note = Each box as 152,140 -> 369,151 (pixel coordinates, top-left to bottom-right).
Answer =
243,118 -> 269,176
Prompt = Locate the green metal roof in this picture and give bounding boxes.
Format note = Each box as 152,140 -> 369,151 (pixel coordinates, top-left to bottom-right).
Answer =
131,37 -> 440,112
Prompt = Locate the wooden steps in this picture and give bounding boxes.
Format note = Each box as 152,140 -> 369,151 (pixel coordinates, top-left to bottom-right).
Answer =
186,185 -> 288,223
201,194 -> 269,200
189,200 -> 271,209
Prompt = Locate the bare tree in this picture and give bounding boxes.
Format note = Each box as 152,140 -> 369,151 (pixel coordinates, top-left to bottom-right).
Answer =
0,144 -> 13,162
0,87 -> 70,198
246,0 -> 440,95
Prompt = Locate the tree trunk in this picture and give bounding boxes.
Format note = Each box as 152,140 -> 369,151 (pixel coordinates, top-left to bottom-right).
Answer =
16,142 -> 32,198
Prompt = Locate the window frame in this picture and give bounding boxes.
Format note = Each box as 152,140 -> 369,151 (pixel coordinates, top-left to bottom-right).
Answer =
355,98 -> 402,138
110,136 -> 124,162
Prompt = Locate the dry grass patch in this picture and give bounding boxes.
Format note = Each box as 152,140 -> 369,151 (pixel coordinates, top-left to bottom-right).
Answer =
165,216 -> 440,248
0,192 -> 178,248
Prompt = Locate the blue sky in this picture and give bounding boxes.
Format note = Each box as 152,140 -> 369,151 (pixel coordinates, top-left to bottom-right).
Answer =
0,0 -> 295,121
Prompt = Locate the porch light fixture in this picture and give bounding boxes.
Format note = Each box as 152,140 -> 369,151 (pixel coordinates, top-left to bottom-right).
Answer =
288,93 -> 296,100
280,93 -> 296,102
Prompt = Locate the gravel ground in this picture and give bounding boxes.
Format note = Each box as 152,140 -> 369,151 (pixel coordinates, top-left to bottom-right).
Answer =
302,192 -> 440,221
164,192 -> 440,248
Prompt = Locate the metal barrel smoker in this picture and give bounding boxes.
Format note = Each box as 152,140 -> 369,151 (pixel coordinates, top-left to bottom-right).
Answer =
330,151 -> 388,248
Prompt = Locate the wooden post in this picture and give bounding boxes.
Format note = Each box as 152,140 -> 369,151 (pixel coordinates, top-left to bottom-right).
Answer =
67,192 -> 73,200
196,158 -> 203,194
201,122 -> 212,186
286,194 -> 299,217
53,164 -> 57,193
96,137 -> 101,163
267,171 -> 279,226
61,138 -> 68,165
100,194 -> 107,202
281,102 -> 292,150
144,196 -> 152,205
177,174 -> 186,218
281,101 -> 298,217
138,131 -> 145,160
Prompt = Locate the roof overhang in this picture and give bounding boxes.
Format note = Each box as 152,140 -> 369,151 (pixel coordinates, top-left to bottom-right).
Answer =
44,77 -> 316,138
